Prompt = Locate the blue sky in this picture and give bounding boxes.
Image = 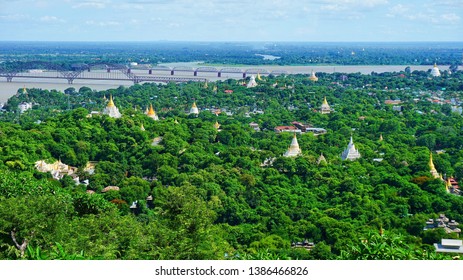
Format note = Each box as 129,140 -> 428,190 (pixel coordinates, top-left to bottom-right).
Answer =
0,0 -> 462,41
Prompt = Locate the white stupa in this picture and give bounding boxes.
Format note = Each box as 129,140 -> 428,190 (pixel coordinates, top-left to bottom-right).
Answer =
341,136 -> 361,160
431,63 -> 441,77
102,95 -> 122,118
283,134 -> 302,157
320,96 -> 331,114
189,102 -> 199,115
247,75 -> 258,88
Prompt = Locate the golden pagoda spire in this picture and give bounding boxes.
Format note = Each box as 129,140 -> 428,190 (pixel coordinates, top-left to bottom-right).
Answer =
323,96 -> 328,105
379,134 -> 383,141
429,152 -> 436,170
213,121 -> 220,130
446,178 -> 452,193
140,123 -> 145,131
429,152 -> 439,178
107,94 -> 115,107
257,72 -> 263,81
147,104 -> 156,115
203,81 -> 208,89
23,86 -> 27,95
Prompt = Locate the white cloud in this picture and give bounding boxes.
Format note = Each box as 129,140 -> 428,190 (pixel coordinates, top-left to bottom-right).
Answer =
319,0 -> 388,8
0,14 -> 29,21
72,0 -> 109,9
85,20 -> 120,26
39,15 -> 65,23
441,13 -> 460,24
386,4 -> 409,17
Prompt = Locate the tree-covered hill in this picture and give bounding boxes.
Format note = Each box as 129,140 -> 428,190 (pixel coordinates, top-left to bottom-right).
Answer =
1,69 -> 463,259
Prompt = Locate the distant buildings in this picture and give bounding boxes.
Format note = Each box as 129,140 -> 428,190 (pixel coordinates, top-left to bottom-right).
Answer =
425,214 -> 461,235
249,122 -> 260,132
274,122 -> 327,135
35,159 -> 79,183
384,99 -> 402,105
434,239 -> 463,254
274,126 -> 301,134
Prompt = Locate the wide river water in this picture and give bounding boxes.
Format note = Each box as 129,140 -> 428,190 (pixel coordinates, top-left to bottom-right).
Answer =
0,64 -> 447,103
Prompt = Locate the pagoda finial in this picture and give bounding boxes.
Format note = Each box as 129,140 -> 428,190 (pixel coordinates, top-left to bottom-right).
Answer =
323,96 -> 328,105
429,152 -> 435,169
148,104 -> 156,115
379,134 -> 383,141
214,121 -> 220,130
108,94 -> 115,107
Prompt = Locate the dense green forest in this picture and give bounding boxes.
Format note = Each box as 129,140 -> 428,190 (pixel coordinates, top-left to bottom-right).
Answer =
1,68 -> 463,260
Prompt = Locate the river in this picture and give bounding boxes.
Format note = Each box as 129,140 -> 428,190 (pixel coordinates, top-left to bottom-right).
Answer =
0,64 -> 447,103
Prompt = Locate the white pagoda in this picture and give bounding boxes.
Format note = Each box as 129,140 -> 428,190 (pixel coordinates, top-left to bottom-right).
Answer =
247,75 -> 258,88
189,102 -> 199,115
283,134 -> 302,157
320,96 -> 331,114
431,63 -> 441,77
102,95 -> 122,118
341,136 -> 361,160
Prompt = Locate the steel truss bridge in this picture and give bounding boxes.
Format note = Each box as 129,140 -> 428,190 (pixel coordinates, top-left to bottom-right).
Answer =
0,62 -> 288,84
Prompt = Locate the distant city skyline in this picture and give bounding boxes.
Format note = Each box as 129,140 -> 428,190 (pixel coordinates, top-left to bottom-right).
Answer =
0,0 -> 462,42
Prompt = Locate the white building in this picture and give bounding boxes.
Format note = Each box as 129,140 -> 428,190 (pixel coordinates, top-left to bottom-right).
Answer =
431,63 -> 441,77
18,102 -> 33,113
341,136 -> 361,160
247,75 -> 258,88
189,102 -> 199,115
102,95 -> 122,118
283,134 -> 302,157
434,239 -> 463,254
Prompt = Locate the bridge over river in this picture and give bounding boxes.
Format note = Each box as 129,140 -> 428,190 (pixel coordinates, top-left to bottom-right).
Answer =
0,62 -> 289,84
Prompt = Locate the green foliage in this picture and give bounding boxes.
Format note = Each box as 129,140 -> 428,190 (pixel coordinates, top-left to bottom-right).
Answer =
1,69 -> 463,259
339,231 -> 451,260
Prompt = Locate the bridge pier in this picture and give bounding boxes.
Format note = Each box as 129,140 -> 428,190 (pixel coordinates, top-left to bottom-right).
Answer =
194,71 -> 197,76
67,78 -> 74,84
127,69 -> 131,74
218,72 -> 221,77
243,73 -> 246,78
149,69 -> 152,74
107,68 -> 111,73
6,77 -> 13,82
171,70 -> 174,75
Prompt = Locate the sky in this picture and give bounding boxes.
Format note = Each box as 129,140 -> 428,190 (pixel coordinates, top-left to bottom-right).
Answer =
0,0 -> 462,42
